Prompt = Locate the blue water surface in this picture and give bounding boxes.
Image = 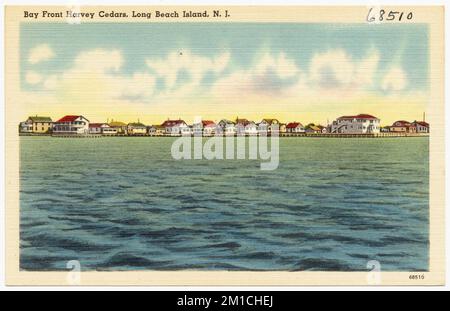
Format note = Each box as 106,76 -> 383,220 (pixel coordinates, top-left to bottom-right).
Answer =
20,137 -> 429,271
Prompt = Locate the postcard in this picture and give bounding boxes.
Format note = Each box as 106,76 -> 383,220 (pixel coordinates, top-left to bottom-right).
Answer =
4,5 -> 445,285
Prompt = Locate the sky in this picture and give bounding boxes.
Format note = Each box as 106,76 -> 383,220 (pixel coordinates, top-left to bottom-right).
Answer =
20,23 -> 429,125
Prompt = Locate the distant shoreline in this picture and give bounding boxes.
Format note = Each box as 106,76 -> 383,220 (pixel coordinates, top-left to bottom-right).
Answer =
19,133 -> 429,138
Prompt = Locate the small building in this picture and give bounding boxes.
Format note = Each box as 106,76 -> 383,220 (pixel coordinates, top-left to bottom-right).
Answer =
147,125 -> 166,136
22,116 -> 53,133
109,121 -> 128,135
127,122 -> 147,136
235,118 -> 249,136
218,119 -> 236,136
389,120 -> 417,133
412,121 -> 429,133
89,123 -> 111,135
330,114 -> 380,134
161,119 -> 189,136
305,124 -> 322,134
316,125 -> 327,133
193,120 -> 216,136
18,121 -> 32,133
258,118 -> 280,134
235,118 -> 257,136
245,122 -> 258,136
181,125 -> 193,136
102,127 -> 118,136
286,122 -> 305,133
147,125 -> 156,136
53,115 -> 89,135
154,125 -> 166,136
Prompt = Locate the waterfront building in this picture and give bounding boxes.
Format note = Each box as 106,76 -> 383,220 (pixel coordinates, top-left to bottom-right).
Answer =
147,125 -> 155,135
218,119 -> 236,136
193,120 -> 216,136
412,121 -> 429,133
286,122 -> 305,133
102,127 -> 118,136
305,124 -> 322,134
389,120 -> 417,133
245,122 -> 258,136
161,119 -> 188,136
127,122 -> 147,136
18,121 -> 32,133
109,120 -> 128,135
330,114 -> 380,134
155,125 -> 166,136
89,123 -> 111,135
235,118 -> 249,136
257,118 -> 280,134
235,118 -> 257,136
22,116 -> 53,133
317,125 -> 327,133
182,125 -> 193,136
53,115 -> 89,135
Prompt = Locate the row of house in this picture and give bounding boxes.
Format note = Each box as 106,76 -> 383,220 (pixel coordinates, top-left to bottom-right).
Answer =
19,114 -> 430,136
382,120 -> 430,133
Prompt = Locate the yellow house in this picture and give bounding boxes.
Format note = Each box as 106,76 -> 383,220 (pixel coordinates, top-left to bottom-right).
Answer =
109,121 -> 128,135
127,122 -> 147,136
26,116 -> 53,133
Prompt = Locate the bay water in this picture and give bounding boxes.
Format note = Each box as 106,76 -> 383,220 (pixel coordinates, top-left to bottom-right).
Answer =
20,136 -> 429,271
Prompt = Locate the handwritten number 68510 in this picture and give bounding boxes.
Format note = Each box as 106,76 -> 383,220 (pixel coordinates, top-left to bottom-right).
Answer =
367,8 -> 413,23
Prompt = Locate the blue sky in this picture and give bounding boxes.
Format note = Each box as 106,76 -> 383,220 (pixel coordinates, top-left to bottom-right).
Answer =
19,23 -> 429,124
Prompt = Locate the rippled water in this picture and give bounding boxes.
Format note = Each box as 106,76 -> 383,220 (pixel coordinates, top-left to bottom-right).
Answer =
20,136 -> 429,271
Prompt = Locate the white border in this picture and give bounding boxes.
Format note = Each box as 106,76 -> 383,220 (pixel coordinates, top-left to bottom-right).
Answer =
1,0 -> 448,291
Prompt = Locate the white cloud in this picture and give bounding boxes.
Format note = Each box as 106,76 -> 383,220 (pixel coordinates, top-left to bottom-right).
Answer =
25,71 -> 42,84
309,49 -> 354,88
354,49 -> 380,87
119,72 -> 156,99
308,49 -> 381,91
381,67 -> 407,91
28,44 -> 54,64
212,52 -> 302,98
35,49 -> 156,106
43,75 -> 58,90
145,50 -> 230,89
22,47 -> 415,123
254,52 -> 299,79
74,49 -> 123,72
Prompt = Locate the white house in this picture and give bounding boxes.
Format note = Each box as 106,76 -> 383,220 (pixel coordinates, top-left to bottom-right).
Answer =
218,119 -> 236,136
89,123 -> 112,135
330,114 -> 380,134
234,118 -> 258,136
127,122 -> 147,135
102,127 -> 117,135
181,125 -> 193,136
412,121 -> 429,133
53,115 -> 90,135
19,121 -> 32,133
258,118 -> 280,134
161,119 -> 189,136
193,120 -> 216,136
286,122 -> 305,133
245,122 -> 258,136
